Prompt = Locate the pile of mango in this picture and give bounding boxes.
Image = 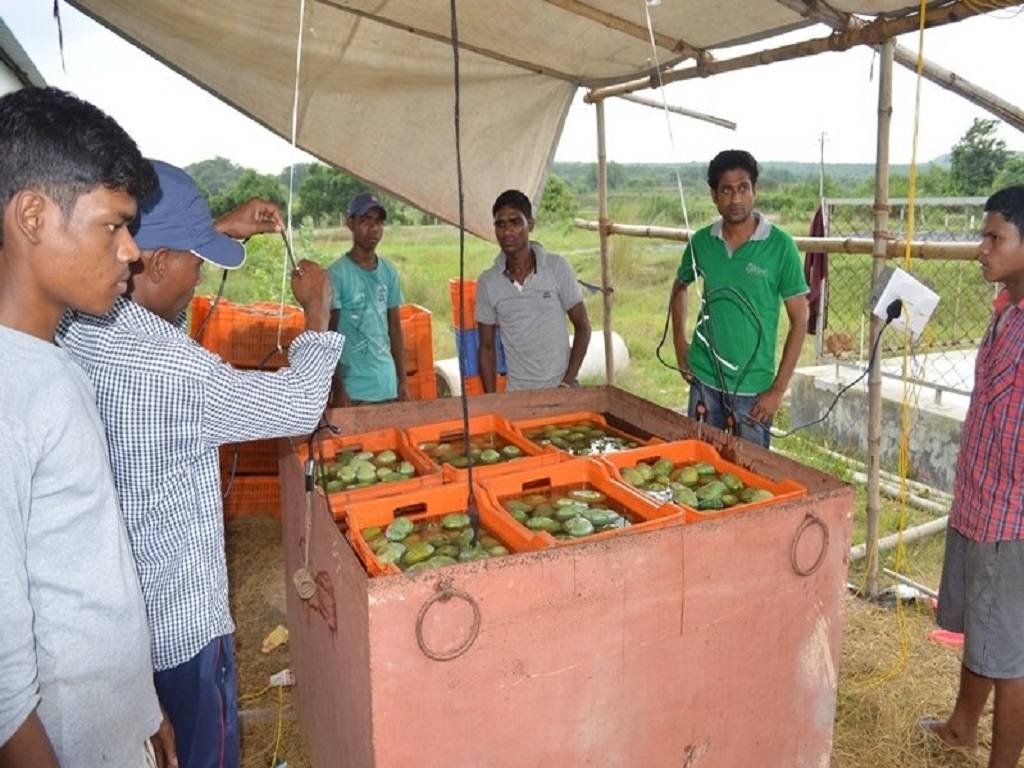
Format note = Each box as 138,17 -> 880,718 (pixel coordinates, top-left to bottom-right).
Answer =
502,487 -> 632,541
523,421 -> 640,456
362,513 -> 509,573
418,432 -> 524,469
619,459 -> 774,512
323,449 -> 417,492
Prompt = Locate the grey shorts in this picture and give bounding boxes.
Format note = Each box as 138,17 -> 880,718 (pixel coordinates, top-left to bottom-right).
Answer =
937,527 -> 1024,679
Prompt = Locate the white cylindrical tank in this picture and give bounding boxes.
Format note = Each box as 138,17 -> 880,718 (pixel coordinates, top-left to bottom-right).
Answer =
434,331 -> 630,397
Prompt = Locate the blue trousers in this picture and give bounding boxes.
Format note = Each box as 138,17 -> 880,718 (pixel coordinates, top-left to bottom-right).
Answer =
687,380 -> 772,448
154,635 -> 240,768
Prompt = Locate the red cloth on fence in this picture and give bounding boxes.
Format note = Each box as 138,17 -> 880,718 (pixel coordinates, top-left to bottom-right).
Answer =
804,205 -> 828,334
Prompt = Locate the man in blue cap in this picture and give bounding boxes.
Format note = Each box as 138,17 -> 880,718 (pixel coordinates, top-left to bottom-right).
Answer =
328,192 -> 407,405
58,160 -> 344,768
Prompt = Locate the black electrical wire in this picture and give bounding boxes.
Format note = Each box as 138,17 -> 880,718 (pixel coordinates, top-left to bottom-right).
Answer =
449,0 -> 479,543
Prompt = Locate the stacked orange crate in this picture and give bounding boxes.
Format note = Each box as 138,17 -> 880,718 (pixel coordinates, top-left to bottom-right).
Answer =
190,296 -> 306,519
399,304 -> 437,400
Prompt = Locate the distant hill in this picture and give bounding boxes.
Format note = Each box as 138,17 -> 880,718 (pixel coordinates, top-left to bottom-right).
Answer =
551,159 -> 946,189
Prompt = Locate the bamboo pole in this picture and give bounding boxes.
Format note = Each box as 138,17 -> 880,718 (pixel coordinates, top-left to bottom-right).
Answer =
585,0 -> 1013,102
891,44 -> 1024,133
616,94 -> 736,130
540,0 -> 704,59
595,99 -> 615,384
866,39 -> 895,599
850,517 -> 948,561
572,219 -> 980,260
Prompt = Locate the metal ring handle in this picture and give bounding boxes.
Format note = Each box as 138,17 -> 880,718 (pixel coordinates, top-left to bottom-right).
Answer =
415,580 -> 481,662
791,513 -> 830,577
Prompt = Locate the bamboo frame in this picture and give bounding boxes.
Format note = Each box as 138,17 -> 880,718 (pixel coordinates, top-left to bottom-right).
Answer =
572,219 -> 980,260
585,0 -> 1014,102
616,94 -> 737,130
866,39 -> 895,599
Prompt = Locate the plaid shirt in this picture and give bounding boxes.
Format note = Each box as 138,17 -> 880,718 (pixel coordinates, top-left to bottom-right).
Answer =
58,298 -> 342,670
950,289 -> 1024,542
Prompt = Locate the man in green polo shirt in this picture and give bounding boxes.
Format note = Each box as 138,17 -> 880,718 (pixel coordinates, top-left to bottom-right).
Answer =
669,150 -> 809,447
328,193 -> 407,405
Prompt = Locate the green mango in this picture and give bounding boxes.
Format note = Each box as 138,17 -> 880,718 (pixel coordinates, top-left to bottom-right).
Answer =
694,462 -> 717,476
403,533 -> 423,546
696,480 -> 727,502
397,461 -> 416,476
740,487 -> 775,503
339,467 -> 357,483
363,526 -> 383,541
376,542 -> 406,565
326,479 -> 344,493
621,467 -> 644,488
563,517 -> 595,537
502,444 -> 522,458
480,449 -> 502,464
488,545 -> 509,556
376,450 -> 398,465
521,494 -> 548,507
479,535 -> 500,550
402,541 -> 436,565
385,517 -> 414,541
721,472 -> 743,491
569,489 -> 606,504
555,504 -> 587,522
505,500 -> 532,515
532,503 -> 556,518
417,442 -> 438,453
449,456 -> 470,469
635,463 -> 655,481
375,466 -> 393,479
434,544 -> 460,558
441,513 -> 471,529
508,508 -> 528,523
356,465 -> 377,483
354,451 -> 374,462
672,466 -> 699,486
672,486 -> 699,507
653,458 -> 674,476
721,493 -> 738,507
697,497 -> 724,511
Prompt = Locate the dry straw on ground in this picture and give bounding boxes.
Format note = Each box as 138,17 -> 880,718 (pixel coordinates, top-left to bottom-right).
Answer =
227,516 -> 1008,768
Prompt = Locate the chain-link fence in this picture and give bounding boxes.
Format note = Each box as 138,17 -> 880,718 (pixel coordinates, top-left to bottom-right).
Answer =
813,197 -> 996,399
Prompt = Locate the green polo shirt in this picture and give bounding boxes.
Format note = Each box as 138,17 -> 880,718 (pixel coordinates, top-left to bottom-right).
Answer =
677,215 -> 808,395
327,252 -> 403,402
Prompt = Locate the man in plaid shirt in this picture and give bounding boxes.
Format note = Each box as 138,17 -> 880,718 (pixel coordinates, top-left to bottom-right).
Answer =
923,186 -> 1024,768
59,161 -> 343,768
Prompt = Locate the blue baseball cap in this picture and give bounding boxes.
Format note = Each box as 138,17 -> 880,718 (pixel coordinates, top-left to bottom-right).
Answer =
133,160 -> 246,269
347,192 -> 387,220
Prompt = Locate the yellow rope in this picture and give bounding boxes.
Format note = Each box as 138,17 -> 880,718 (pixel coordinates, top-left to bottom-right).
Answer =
269,686 -> 285,768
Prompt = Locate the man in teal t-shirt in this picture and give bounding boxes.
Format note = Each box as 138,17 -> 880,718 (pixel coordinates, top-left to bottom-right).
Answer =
328,193 -> 407,405
669,150 -> 809,447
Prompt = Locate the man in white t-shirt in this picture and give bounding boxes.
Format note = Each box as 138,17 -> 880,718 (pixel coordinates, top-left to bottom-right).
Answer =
0,87 -> 173,768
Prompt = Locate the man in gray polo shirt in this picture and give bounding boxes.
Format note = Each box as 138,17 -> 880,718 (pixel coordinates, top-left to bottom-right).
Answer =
476,189 -> 591,392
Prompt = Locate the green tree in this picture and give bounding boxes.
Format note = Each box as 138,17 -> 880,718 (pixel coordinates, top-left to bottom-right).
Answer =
209,170 -> 287,218
185,157 -> 245,197
538,174 -> 577,221
950,118 -> 1008,195
298,164 -> 365,226
993,154 -> 1024,190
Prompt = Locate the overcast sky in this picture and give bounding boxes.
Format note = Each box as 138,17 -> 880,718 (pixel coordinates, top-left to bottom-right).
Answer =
3,2 -> 1023,175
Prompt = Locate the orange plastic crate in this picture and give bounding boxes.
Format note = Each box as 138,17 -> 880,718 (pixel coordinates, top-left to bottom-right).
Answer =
601,440 -> 807,522
345,483 -> 545,577
476,457 -> 682,548
399,303 -> 434,377
511,411 -> 655,455
219,438 -> 281,476
296,427 -> 443,519
190,296 -> 305,369
463,375 -> 507,396
405,369 -> 438,400
221,474 -> 280,520
405,414 -> 560,482
448,278 -> 477,330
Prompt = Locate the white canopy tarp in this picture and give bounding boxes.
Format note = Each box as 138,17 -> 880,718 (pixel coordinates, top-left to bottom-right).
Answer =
69,0 -> 930,237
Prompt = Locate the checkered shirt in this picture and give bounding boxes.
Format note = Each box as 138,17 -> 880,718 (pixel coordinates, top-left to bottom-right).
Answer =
58,298 -> 342,670
950,289 -> 1024,542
